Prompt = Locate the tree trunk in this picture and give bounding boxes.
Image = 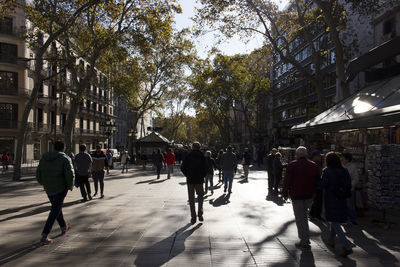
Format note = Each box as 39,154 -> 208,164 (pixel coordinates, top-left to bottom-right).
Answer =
64,98 -> 80,154
13,53 -> 44,181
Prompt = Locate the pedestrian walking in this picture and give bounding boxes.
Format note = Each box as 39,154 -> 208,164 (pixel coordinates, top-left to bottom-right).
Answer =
205,150 -> 216,194
309,150 -> 324,221
91,145 -> 109,198
266,148 -> 277,194
36,141 -> 75,245
283,146 -> 320,250
181,142 -> 207,224
242,148 -> 252,182
120,151 -> 130,173
322,152 -> 353,257
165,148 -> 175,179
341,152 -> 359,225
1,152 -> 9,172
216,149 -> 224,182
154,148 -> 164,179
106,150 -> 113,173
74,144 -> 93,202
221,146 -> 238,194
273,152 -> 283,193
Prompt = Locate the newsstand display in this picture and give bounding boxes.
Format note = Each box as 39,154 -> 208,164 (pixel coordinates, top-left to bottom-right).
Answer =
366,144 -> 400,211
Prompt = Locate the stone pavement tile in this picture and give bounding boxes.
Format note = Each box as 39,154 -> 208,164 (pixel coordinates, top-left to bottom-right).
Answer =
251,247 -> 296,265
101,231 -> 143,247
211,250 -> 256,267
166,252 -> 211,266
125,252 -> 170,266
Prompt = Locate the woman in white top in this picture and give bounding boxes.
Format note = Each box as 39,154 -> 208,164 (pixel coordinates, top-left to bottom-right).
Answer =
341,153 -> 359,225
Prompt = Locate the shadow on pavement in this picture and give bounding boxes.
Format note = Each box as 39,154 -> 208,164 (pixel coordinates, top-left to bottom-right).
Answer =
136,179 -> 156,184
149,179 -> 168,184
0,201 -> 48,216
299,250 -> 316,267
0,199 -> 82,223
0,242 -> 41,265
133,223 -> 202,266
209,193 -> 230,207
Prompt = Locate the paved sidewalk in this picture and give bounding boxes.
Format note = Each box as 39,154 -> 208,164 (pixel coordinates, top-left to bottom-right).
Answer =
0,165 -> 399,266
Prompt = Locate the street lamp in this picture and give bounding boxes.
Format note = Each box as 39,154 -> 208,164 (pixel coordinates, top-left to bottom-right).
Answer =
103,120 -> 117,149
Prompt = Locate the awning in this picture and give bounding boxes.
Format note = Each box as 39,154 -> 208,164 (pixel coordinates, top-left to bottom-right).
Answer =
136,131 -> 171,144
291,75 -> 400,133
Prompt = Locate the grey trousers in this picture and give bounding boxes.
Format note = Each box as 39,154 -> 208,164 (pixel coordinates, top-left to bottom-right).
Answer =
292,198 -> 313,245
187,183 -> 204,219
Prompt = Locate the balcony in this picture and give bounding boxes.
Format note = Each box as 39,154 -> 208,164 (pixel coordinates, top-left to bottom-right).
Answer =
0,120 -> 18,129
30,122 -> 49,133
0,88 -> 32,97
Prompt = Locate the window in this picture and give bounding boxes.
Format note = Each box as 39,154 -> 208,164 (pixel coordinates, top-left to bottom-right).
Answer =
86,119 -> 90,130
0,42 -> 17,63
0,17 -> 13,35
0,103 -> 18,128
383,19 -> 395,39
80,117 -> 84,129
0,71 -> 18,92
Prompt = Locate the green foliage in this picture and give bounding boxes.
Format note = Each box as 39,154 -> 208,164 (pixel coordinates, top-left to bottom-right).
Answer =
189,50 -> 271,145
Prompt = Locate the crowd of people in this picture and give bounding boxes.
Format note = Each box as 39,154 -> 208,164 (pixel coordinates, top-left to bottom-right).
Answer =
34,140 -> 359,258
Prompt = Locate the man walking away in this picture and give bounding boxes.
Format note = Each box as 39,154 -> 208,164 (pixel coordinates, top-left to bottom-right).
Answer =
120,151 -> 130,173
205,150 -> 216,194
283,146 -> 320,250
266,148 -> 277,194
181,142 -> 207,224
154,149 -> 164,179
1,152 -> 9,172
273,152 -> 284,194
221,146 -> 238,194
91,145 -> 109,198
165,148 -> 175,179
242,148 -> 252,182
74,144 -> 93,202
36,141 -> 75,245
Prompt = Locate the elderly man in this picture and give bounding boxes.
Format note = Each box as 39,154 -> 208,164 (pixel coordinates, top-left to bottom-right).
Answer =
283,146 -> 320,249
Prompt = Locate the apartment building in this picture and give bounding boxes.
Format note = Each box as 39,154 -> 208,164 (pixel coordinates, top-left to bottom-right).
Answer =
271,3 -> 376,147
0,6 -> 116,162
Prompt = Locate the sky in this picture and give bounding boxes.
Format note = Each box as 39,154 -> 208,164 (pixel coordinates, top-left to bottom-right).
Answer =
174,0 -> 289,59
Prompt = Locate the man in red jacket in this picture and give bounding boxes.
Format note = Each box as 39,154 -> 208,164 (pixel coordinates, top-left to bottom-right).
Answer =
283,146 -> 320,250
165,148 -> 175,179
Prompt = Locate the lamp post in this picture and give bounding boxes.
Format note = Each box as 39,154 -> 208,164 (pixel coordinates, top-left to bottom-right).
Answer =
104,120 -> 117,149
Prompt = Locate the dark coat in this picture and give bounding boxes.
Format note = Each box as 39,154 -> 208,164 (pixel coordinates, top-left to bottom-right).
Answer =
181,149 -> 207,184
321,167 -> 351,223
283,158 -> 320,199
266,154 -> 275,172
273,157 -> 283,181
242,152 -> 252,165
205,157 -> 216,175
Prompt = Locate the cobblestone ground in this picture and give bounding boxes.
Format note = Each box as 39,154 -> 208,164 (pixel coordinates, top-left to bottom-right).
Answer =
0,165 -> 399,266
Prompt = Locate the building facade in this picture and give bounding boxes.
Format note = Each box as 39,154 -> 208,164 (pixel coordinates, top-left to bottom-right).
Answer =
0,7 -> 116,162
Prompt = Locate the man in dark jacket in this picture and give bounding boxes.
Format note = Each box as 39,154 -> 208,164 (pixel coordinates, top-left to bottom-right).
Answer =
283,146 -> 320,250
91,145 -> 109,198
242,148 -> 252,182
266,148 -> 277,193
181,141 -> 207,224
36,141 -> 75,245
221,146 -> 238,194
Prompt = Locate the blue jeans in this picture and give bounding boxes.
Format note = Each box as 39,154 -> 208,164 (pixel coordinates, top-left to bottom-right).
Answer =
42,190 -> 68,237
347,190 -> 357,222
223,171 -> 234,193
92,171 -> 105,194
121,163 -> 128,172
330,222 -> 351,248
